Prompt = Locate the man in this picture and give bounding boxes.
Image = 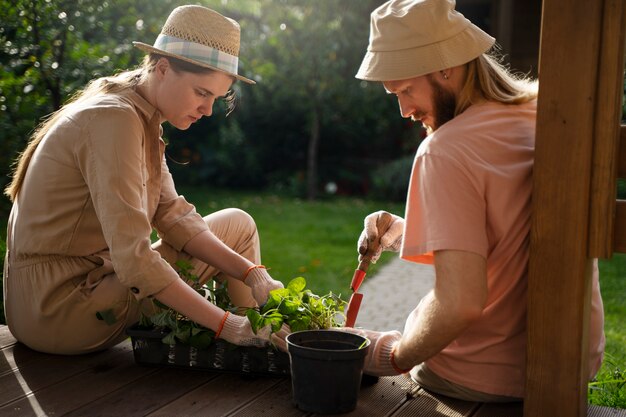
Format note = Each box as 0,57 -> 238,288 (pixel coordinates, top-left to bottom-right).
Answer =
345,0 -> 605,402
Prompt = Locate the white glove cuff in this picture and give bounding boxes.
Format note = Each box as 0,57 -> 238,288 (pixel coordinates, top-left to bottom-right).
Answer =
217,312 -> 269,347
245,267 -> 271,287
366,330 -> 404,376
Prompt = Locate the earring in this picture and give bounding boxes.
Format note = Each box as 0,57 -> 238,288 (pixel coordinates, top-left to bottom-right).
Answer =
441,71 -> 449,80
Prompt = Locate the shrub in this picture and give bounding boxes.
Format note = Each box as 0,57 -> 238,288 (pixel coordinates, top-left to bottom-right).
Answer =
369,156 -> 414,202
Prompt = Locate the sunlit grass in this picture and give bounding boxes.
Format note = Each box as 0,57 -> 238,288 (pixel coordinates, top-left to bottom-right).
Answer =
591,255 -> 626,408
179,186 -> 405,299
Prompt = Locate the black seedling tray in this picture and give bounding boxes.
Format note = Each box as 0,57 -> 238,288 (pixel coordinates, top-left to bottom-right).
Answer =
126,324 -> 290,377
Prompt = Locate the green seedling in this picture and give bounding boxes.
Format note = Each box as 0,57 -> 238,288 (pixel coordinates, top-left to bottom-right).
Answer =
139,259 -> 235,348
140,263 -> 347,349
246,277 -> 347,337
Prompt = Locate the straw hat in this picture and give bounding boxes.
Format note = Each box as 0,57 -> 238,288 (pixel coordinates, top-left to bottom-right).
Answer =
133,5 -> 254,84
356,0 -> 495,82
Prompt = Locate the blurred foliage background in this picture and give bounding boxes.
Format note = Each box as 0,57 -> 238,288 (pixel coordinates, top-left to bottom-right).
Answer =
0,0 -> 426,221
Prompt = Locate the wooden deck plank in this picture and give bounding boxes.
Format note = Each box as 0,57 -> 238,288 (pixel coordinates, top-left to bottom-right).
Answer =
145,373 -> 285,417
0,327 -> 17,349
588,405 -> 626,417
0,341 -> 135,405
0,342 -> 45,378
0,341 -> 156,416
472,402 -> 523,417
228,379 -> 307,417
337,375 -> 412,417
62,367 -> 220,417
392,386 -> 480,417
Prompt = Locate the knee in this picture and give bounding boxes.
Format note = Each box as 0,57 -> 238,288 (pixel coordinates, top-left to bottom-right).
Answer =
229,208 -> 257,232
204,208 -> 257,235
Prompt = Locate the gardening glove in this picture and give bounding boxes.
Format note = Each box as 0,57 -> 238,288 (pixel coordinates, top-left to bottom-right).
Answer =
270,324 -> 292,353
244,266 -> 284,306
217,312 -> 290,349
333,327 -> 408,376
357,211 -> 405,264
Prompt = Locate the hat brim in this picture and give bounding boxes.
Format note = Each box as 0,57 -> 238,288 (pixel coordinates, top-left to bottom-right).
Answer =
356,24 -> 495,82
133,41 -> 255,85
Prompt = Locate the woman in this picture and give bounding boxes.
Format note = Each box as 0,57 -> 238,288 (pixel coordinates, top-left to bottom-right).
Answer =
3,5 -> 287,354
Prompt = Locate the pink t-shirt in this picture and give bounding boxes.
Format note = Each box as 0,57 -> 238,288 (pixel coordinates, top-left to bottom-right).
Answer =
401,100 -> 605,397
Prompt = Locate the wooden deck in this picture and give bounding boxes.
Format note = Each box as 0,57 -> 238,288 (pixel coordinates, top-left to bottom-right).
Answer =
1,326 -> 624,417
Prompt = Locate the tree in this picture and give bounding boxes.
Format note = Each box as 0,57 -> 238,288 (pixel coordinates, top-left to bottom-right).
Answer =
1,0 -> 421,210
0,0 -> 183,217
221,0 -> 418,200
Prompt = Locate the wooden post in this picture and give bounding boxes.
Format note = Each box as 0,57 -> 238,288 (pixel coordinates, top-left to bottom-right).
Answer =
525,0 -> 603,415
588,0 -> 626,258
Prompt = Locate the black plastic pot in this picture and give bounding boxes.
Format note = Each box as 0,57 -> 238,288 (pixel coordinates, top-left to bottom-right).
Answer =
286,330 -> 370,414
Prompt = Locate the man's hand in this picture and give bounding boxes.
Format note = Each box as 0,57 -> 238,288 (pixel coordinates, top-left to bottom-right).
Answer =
357,211 -> 405,263
334,327 -> 407,376
245,267 -> 284,305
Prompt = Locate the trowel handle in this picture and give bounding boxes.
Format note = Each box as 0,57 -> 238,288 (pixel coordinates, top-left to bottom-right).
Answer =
357,212 -> 396,272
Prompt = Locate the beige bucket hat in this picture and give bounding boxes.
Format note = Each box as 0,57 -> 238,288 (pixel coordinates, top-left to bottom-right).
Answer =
356,0 -> 495,82
133,5 -> 254,84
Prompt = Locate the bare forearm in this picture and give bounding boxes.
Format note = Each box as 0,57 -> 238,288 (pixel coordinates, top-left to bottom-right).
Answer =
393,250 -> 487,371
393,290 -> 478,369
183,230 -> 253,280
154,278 -> 225,331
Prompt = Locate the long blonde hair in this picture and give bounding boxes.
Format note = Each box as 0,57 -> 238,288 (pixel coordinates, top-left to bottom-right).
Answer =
5,54 -> 233,202
455,51 -> 539,116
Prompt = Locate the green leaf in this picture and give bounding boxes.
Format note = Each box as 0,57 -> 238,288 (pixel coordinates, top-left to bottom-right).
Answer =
246,309 -> 263,333
95,309 -> 117,325
153,299 -> 170,310
278,298 -> 300,315
189,330 -> 213,349
288,315 -> 311,332
267,316 -> 285,332
150,311 -> 176,329
162,331 -> 176,345
175,325 -> 191,343
175,259 -> 199,283
287,277 -> 306,294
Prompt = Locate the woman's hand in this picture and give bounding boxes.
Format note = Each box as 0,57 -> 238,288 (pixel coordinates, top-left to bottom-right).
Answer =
245,267 -> 284,305
217,312 -> 290,350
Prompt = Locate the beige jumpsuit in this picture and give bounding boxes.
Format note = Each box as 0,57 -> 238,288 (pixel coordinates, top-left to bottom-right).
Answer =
4,89 -> 257,354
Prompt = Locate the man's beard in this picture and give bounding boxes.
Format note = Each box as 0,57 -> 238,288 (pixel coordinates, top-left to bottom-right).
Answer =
424,74 -> 457,134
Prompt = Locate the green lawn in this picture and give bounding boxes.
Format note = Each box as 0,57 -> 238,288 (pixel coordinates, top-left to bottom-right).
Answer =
178,186 -> 405,298
591,255 -> 626,407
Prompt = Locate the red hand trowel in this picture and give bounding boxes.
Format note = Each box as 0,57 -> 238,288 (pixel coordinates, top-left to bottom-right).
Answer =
344,212 -> 395,327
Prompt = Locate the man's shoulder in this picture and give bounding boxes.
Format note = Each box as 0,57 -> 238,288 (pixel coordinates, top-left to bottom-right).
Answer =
419,100 -> 537,159
459,100 -> 537,125
439,100 -> 536,138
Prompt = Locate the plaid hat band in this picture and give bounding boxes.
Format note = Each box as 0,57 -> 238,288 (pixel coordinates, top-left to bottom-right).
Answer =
153,34 -> 239,75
